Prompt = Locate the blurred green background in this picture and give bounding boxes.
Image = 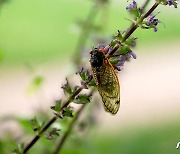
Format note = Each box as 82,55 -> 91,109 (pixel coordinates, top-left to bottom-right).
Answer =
0,0 -> 179,67
0,0 -> 180,154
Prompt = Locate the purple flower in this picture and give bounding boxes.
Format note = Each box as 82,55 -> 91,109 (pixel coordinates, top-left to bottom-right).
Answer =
116,61 -> 124,67
97,44 -> 112,55
129,52 -> 137,59
97,44 -> 102,49
167,0 -> 178,8
113,52 -> 136,71
104,45 -> 110,52
146,14 -> 160,32
126,0 -> 137,10
168,0 -> 173,5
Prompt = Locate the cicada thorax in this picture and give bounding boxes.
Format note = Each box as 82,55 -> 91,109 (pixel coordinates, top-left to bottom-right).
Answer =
90,48 -> 120,115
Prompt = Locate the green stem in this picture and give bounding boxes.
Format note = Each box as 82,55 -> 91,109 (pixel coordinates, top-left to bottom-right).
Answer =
52,90 -> 94,154
122,2 -> 159,42
73,4 -> 99,65
109,2 -> 159,56
23,86 -> 84,153
53,104 -> 86,154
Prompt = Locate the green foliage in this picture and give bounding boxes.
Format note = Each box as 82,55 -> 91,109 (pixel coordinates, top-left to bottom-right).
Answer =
74,94 -> 91,104
119,45 -> 132,54
44,128 -> 61,140
109,57 -> 119,65
27,76 -> 44,93
30,117 -> 44,134
12,143 -> 24,154
51,100 -> 62,113
62,78 -> 79,96
62,106 -> 74,118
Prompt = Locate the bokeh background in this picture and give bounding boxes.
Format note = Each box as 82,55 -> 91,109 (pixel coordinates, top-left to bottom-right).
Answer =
0,0 -> 180,153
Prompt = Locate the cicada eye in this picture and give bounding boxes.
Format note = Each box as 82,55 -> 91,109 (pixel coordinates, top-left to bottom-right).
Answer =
89,50 -> 92,54
98,48 -> 104,53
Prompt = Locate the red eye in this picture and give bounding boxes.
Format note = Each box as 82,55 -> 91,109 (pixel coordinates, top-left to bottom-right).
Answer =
98,48 -> 104,53
89,50 -> 92,54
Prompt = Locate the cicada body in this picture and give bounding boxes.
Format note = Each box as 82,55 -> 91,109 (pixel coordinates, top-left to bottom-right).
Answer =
89,48 -> 120,114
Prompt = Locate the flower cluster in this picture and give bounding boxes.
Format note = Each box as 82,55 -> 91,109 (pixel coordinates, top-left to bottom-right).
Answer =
126,0 -> 141,18
146,14 -> 160,32
126,0 -> 137,11
111,51 -> 136,71
157,0 -> 178,8
96,42 -> 136,71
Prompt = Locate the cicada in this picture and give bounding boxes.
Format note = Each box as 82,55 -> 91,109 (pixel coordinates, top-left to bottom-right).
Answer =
89,47 -> 120,115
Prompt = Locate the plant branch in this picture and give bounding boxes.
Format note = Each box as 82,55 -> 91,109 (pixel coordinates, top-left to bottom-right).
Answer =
122,2 -> 159,42
53,104 -> 86,154
73,4 -> 99,65
140,0 -> 151,14
109,1 -> 159,56
53,90 -> 94,154
23,86 -> 84,153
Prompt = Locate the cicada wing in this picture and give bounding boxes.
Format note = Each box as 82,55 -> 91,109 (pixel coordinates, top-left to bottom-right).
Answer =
91,59 -> 120,114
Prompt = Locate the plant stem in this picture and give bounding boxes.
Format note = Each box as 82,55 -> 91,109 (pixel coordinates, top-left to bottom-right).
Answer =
23,86 -> 84,153
52,90 -> 94,154
122,2 -> 159,42
73,4 -> 99,65
23,116 -> 57,153
53,104 -> 86,154
140,0 -> 151,14
109,2 -> 159,56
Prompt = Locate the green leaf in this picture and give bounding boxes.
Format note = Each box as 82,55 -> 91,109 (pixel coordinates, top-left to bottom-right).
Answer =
110,40 -> 116,47
27,76 -> 44,94
30,117 -> 43,134
51,100 -> 62,113
17,118 -> 34,134
78,69 -> 90,82
133,9 -> 140,18
109,58 -> 119,65
74,94 -> 91,104
116,30 -> 123,40
88,79 -> 96,87
119,46 -> 132,54
62,78 -> 72,96
12,143 -> 24,154
44,128 -> 61,140
63,107 -> 73,117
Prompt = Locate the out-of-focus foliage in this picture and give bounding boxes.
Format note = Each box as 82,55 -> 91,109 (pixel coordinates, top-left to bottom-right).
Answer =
27,76 -> 44,94
0,0 -> 179,66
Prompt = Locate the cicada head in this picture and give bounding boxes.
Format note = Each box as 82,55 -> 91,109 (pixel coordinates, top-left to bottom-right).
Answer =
89,48 -> 105,68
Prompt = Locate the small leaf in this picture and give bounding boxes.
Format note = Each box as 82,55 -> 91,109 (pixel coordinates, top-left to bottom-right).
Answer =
125,37 -> 137,47
61,78 -> 72,96
27,76 -> 44,93
88,78 -> 96,87
12,143 -> 24,154
119,46 -> 132,54
133,8 -> 140,18
74,94 -> 91,104
30,117 -> 43,134
63,107 -> 73,117
78,68 -> 90,82
117,30 -> 123,40
44,128 -> 61,140
109,58 -> 119,65
51,100 -> 62,113
110,40 -> 116,47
